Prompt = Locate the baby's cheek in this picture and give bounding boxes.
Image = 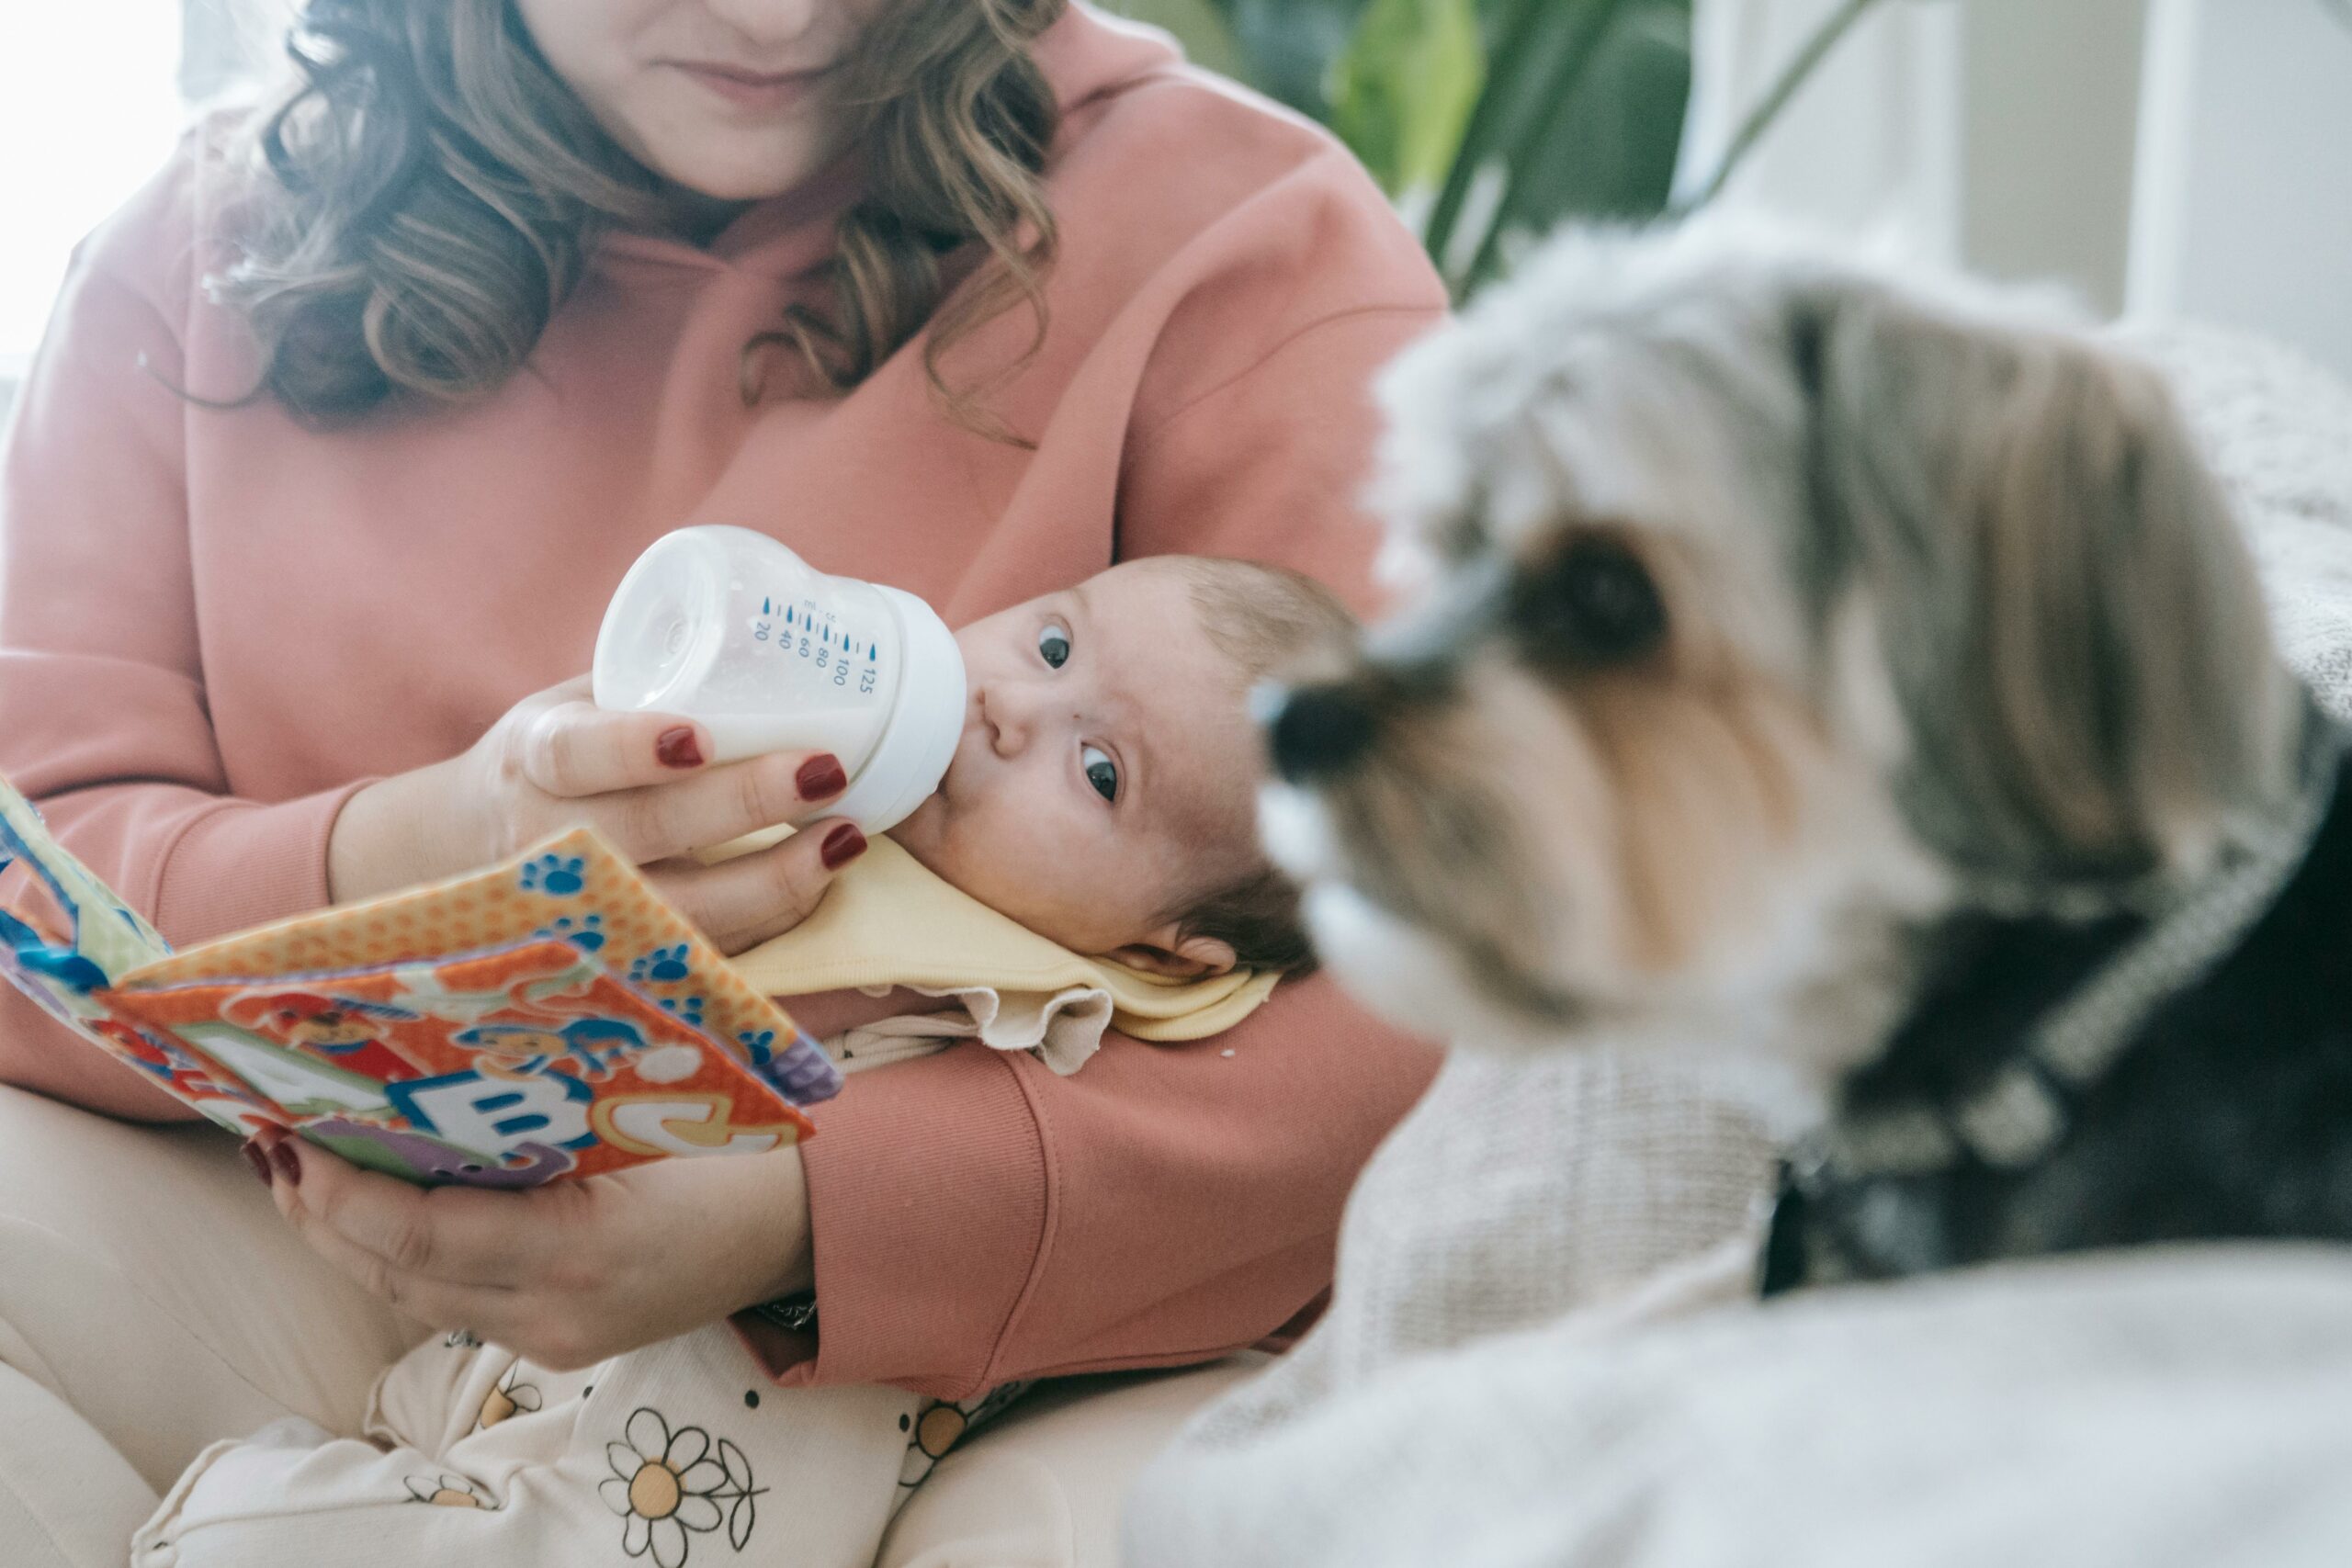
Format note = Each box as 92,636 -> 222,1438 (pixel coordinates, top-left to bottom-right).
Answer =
951,802 -> 1101,929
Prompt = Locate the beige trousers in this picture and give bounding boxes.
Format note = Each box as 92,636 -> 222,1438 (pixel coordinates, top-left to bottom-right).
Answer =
0,1086 -> 424,1566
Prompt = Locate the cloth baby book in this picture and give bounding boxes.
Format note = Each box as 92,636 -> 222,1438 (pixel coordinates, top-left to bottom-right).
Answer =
0,774 -> 839,1188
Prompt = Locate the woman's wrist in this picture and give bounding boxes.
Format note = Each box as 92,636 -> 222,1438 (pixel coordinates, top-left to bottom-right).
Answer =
742,1145 -> 817,1306
327,759 -> 462,904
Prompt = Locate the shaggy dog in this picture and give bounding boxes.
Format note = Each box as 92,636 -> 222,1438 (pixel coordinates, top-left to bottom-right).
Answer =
1260,226 -> 2352,1290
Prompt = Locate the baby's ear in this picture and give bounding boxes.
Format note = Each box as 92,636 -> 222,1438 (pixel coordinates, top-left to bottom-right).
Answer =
1109,928 -> 1238,981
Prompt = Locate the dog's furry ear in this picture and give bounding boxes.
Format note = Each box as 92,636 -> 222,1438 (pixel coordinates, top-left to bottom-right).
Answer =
1797,284 -> 2303,894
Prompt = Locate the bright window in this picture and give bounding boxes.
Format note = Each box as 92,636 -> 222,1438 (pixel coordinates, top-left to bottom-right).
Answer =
0,4 -> 192,370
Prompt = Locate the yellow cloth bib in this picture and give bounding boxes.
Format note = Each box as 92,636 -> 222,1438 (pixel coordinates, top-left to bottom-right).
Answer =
723,835 -> 1280,1074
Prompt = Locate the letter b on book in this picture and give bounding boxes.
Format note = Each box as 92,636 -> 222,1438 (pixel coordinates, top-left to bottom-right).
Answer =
389,1072 -> 596,1159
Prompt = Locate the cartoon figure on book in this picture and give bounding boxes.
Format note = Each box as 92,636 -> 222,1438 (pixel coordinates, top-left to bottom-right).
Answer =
0,555 -> 1351,1563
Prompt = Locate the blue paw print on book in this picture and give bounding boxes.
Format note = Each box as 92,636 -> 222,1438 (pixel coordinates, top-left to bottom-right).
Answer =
535,914 -> 607,953
737,1029 -> 778,1063
659,995 -> 707,1030
629,944 -> 693,985
517,853 -> 587,897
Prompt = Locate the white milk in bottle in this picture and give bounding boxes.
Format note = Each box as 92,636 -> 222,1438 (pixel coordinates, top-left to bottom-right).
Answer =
594,526 -> 966,833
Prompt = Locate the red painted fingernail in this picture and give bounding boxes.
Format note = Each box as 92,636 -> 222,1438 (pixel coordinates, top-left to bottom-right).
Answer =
269,1139 -> 304,1188
656,727 -> 705,770
241,1138 -> 273,1190
820,823 -> 867,870
797,753 -> 848,800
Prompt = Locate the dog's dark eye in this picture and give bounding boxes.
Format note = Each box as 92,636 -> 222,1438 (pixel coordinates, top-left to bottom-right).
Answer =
1511,536 -> 1667,667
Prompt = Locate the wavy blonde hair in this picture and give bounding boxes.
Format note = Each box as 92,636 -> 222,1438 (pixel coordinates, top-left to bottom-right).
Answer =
220,0 -> 1065,433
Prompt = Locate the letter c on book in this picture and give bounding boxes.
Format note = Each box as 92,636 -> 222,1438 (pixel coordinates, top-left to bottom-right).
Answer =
591,1094 -> 792,1158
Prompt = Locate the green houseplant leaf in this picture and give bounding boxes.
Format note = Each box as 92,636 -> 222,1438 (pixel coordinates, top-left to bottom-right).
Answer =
1139,0 -> 1922,302
1422,0 -> 1694,296
1329,0 -> 1487,204
1097,0 -> 1250,79
1216,0 -> 1378,117
1459,0 -> 1691,290
1157,0 -> 1696,292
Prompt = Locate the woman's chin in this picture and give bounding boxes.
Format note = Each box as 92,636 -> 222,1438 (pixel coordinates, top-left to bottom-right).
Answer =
636,123 -> 841,206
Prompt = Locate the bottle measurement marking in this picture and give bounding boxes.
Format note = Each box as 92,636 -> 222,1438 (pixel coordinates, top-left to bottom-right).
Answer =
751,596 -> 883,693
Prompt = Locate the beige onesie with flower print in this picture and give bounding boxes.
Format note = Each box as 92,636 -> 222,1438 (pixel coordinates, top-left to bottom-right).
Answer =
137,1320 -> 918,1568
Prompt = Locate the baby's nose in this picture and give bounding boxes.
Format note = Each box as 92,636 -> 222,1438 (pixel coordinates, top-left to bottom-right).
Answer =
983,680 -> 1078,759
978,685 -> 1030,757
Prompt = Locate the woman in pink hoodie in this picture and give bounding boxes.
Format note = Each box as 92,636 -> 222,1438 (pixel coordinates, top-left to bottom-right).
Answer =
0,0 -> 1442,1425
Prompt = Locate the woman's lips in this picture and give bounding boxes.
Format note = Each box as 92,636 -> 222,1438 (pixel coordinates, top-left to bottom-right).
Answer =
668,61 -> 829,114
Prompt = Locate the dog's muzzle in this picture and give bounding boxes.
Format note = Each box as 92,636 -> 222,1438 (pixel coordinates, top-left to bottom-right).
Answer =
1267,682 -> 1382,784
1266,624 -> 1467,787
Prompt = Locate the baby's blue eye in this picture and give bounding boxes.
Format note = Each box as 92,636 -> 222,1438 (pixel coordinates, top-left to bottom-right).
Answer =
1037,623 -> 1072,670
1081,744 -> 1119,803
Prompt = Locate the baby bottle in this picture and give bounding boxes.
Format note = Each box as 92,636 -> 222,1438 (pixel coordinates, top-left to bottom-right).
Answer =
594,525 -> 967,834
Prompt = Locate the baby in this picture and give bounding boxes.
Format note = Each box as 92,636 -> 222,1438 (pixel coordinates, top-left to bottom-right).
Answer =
756,553 -> 1345,1071
899,551 -> 1335,976
137,555 -> 1356,1568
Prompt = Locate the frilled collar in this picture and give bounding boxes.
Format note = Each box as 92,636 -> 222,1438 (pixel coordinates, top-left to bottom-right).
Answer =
593,2 -> 1182,283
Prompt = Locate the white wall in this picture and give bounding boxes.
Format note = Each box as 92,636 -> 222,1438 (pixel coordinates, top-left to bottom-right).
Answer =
1959,0 -> 2147,315
2130,0 -> 2352,378
0,4 -> 187,363
1685,0 -> 2352,378
1679,0 -> 1966,263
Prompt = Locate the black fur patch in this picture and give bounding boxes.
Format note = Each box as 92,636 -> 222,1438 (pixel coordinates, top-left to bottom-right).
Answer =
1767,752 -> 2352,1292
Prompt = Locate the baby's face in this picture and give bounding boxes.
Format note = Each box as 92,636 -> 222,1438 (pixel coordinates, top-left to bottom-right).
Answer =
888,560 -> 1261,975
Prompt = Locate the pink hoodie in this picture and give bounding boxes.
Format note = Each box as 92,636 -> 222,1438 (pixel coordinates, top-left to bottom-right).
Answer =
0,6 -> 1445,1397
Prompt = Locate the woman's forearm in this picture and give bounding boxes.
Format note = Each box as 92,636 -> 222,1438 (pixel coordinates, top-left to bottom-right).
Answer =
776,980 -> 1442,1399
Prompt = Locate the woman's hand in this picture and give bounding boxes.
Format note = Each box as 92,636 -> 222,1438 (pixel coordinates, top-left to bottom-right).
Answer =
328,675 -> 867,953
249,1126 -> 814,1371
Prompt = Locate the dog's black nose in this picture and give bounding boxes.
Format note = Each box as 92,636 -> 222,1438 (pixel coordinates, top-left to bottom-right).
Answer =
1268,682 -> 1379,784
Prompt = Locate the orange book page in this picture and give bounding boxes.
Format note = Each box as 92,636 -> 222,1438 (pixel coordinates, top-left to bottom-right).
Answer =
87,828 -> 842,1184
105,940 -> 815,1184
